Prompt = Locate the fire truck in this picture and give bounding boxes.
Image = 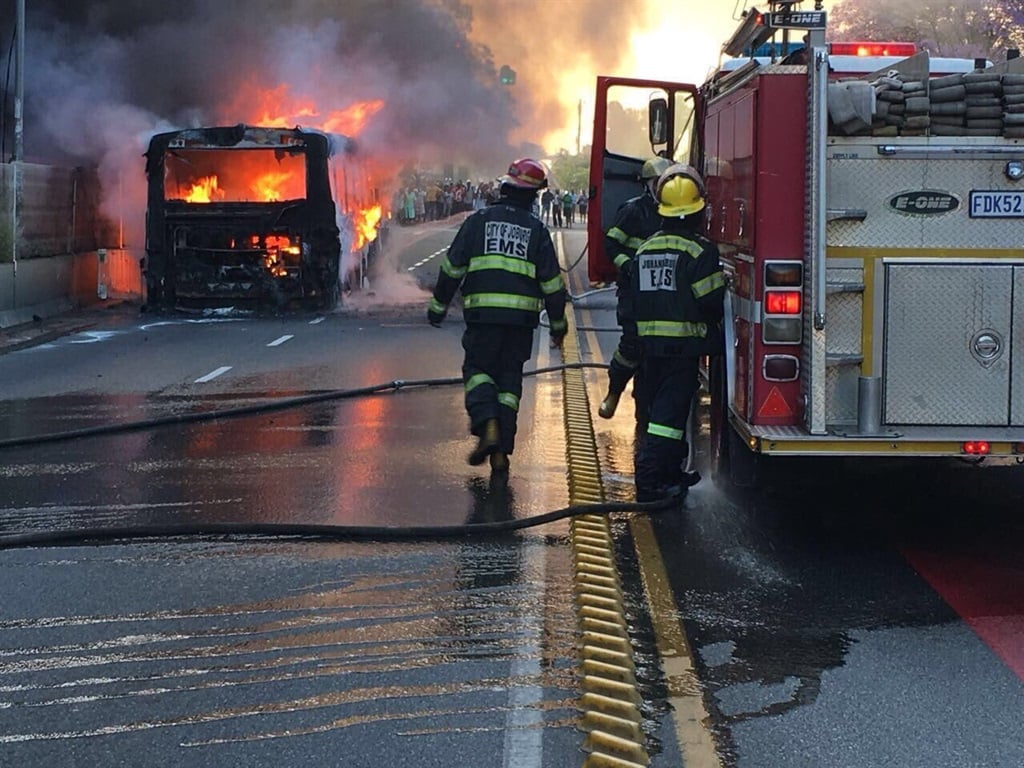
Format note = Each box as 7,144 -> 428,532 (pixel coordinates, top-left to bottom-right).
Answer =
144,124 -> 384,311
588,1 -> 1024,485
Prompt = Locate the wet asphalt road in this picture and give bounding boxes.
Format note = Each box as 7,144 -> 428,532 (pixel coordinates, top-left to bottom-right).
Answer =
1,221 -> 1023,766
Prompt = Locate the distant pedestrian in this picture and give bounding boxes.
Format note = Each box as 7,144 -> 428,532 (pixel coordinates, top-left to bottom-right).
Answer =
561,190 -> 574,227
541,188 -> 554,225
415,188 -> 426,222
403,187 -> 416,224
552,189 -> 563,227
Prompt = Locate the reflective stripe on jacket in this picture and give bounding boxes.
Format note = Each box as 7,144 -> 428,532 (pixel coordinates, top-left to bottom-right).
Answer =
629,226 -> 725,357
604,192 -> 662,271
431,199 -> 567,332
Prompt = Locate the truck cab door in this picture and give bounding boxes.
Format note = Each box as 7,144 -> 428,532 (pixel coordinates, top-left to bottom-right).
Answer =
587,76 -> 702,284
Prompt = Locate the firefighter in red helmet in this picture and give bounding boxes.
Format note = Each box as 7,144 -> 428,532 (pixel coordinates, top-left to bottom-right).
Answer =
628,163 -> 725,502
429,158 -> 568,477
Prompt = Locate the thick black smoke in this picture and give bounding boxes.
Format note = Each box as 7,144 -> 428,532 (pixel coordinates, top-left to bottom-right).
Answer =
5,1 -> 520,164
0,0 -> 640,243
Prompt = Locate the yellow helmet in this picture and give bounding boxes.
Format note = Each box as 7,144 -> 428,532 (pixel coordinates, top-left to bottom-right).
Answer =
641,156 -> 673,180
656,164 -> 707,217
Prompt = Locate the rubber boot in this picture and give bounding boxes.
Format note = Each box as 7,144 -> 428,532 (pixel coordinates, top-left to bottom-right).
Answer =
468,418 -> 500,466
489,451 -> 510,475
598,388 -> 623,419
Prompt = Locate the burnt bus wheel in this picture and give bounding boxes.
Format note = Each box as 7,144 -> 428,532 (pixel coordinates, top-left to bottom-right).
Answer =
144,275 -> 161,310
321,278 -> 339,310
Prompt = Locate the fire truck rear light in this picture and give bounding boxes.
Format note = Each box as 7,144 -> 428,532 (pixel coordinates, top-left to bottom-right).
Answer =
763,317 -> 802,343
763,355 -> 799,381
829,42 -> 918,57
764,262 -> 802,287
962,441 -> 991,455
765,291 -> 802,314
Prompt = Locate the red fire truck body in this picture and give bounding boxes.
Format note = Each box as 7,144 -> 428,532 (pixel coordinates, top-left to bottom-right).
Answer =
588,8 -> 1024,483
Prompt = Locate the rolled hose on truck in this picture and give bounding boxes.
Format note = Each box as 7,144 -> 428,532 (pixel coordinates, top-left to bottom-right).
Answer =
0,362 -> 689,549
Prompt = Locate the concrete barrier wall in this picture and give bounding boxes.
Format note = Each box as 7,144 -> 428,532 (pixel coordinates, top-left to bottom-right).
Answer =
0,249 -> 142,328
0,162 -> 137,328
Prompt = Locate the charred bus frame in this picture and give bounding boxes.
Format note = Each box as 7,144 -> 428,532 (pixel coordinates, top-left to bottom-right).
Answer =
144,124 -> 341,310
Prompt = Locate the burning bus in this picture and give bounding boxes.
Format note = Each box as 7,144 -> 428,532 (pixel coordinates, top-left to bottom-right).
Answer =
143,124 -> 382,310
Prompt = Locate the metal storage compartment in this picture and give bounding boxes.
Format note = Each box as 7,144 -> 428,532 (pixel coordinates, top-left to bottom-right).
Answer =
883,263 -> 1019,425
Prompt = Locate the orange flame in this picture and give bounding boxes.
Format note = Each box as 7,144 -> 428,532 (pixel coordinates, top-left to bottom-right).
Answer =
322,100 -> 385,136
239,83 -> 384,137
209,83 -> 393,240
185,175 -> 224,203
352,204 -> 383,251
250,171 -> 293,202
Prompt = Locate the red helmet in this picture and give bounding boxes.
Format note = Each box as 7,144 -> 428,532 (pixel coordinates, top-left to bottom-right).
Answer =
501,158 -> 548,189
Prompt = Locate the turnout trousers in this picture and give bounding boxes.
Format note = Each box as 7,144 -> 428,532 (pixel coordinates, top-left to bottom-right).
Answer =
632,355 -> 700,496
462,323 -> 534,455
607,274 -> 641,400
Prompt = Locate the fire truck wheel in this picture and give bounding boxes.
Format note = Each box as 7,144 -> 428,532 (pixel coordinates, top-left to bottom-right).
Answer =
708,355 -> 760,489
708,356 -> 730,483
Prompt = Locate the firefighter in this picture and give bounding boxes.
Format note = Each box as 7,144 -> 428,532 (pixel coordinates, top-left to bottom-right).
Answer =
598,155 -> 673,421
628,164 -> 725,502
428,158 -> 568,476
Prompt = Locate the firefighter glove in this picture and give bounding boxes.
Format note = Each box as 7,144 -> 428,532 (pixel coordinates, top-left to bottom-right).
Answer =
427,309 -> 445,328
549,317 -> 567,348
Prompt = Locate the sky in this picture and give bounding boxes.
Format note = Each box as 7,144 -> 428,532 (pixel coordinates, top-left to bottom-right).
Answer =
463,0 -> 830,154
532,0 -> 841,153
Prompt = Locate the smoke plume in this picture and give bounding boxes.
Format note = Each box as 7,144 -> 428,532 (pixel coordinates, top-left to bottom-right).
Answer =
0,0 -> 646,248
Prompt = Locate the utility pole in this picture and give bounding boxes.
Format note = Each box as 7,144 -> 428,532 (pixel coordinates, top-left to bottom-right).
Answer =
11,0 -> 24,296
14,0 -> 23,162
576,99 -> 582,156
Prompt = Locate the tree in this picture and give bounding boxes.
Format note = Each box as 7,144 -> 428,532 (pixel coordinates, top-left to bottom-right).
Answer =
548,150 -> 589,194
829,0 -> 1024,61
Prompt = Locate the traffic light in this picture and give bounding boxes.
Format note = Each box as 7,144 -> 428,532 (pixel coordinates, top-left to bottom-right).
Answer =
499,65 -> 516,85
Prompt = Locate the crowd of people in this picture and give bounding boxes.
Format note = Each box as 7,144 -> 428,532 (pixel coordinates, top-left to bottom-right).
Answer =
391,180 -> 498,225
539,188 -> 588,227
389,178 -> 590,229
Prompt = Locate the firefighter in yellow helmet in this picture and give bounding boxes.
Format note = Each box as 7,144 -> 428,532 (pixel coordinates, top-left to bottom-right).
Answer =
599,155 -> 674,421
627,164 -> 725,503
428,158 -> 568,478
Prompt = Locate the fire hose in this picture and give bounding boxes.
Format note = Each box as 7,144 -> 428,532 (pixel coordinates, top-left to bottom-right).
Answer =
0,363 -> 608,450
0,494 -> 684,549
0,361 -> 692,548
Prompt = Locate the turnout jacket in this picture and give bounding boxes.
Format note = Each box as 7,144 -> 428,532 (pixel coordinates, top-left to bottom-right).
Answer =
430,198 -> 567,334
605,191 -> 662,273
626,222 -> 726,357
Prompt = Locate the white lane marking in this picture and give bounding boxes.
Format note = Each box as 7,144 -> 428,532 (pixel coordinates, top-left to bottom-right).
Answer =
503,537 -> 545,768
194,366 -> 232,383
501,335 -> 559,768
308,317 -> 325,325
406,246 -> 449,271
267,335 -> 294,347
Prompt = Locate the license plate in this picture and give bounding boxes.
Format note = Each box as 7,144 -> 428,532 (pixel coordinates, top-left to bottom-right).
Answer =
968,191 -> 1024,218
